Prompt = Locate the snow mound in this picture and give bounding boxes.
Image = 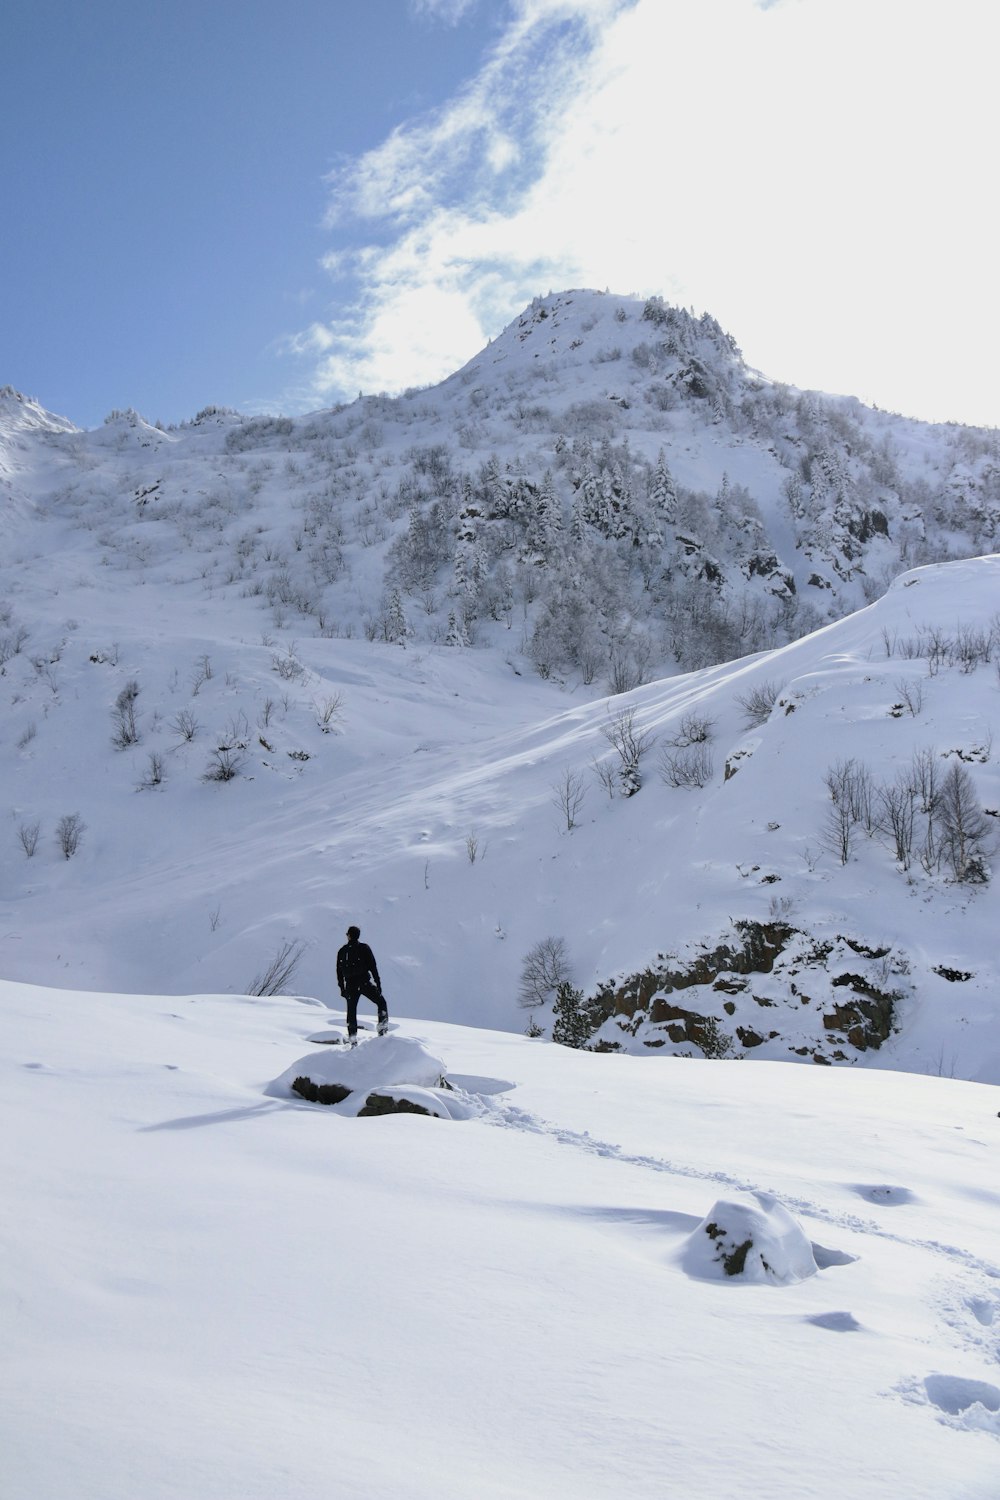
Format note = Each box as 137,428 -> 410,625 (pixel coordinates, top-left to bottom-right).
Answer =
269,1034 -> 466,1117
274,1034 -> 446,1093
679,1192 -> 818,1285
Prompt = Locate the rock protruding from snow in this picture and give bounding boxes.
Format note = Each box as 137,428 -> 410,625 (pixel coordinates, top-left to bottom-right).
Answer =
270,1034 -> 476,1118
680,1192 -> 818,1285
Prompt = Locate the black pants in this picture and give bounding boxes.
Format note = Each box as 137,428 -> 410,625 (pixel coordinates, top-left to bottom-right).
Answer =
345,981 -> 387,1035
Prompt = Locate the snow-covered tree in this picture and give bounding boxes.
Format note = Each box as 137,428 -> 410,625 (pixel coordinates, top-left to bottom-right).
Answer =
649,449 -> 678,523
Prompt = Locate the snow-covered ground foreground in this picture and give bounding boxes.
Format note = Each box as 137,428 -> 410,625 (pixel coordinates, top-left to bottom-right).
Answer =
3,979 -> 998,1499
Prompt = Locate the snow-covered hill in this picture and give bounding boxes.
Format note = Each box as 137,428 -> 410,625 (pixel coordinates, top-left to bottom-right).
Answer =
4,292 -> 999,675
2,980 -> 998,1498
2,294 -> 999,1082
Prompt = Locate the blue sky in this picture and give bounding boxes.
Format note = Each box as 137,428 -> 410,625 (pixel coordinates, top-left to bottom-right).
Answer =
3,0 -> 996,429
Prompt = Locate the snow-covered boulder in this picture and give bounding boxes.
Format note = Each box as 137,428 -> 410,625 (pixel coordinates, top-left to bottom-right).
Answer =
679,1192 -> 818,1285
270,1035 -> 472,1118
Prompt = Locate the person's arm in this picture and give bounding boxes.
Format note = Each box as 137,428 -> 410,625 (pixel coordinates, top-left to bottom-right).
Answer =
367,945 -> 381,991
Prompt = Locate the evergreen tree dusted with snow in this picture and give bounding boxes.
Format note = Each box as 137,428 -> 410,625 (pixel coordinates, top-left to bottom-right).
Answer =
453,476 -> 488,607
445,609 -> 469,647
525,469 -> 563,556
552,981 -> 595,1049
649,448 -> 678,523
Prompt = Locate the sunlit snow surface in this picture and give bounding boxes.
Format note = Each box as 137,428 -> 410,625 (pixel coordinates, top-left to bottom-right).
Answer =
2,981 -> 998,1498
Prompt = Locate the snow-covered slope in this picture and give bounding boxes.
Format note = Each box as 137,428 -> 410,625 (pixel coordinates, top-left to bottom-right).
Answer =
3,532 -> 999,1080
2,981 -> 998,1499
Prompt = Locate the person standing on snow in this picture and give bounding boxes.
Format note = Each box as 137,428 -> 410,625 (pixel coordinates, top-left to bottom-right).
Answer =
336,925 -> 389,1041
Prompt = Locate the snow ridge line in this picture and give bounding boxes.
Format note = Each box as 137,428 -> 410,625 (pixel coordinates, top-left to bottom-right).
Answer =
483,1100 -> 1000,1281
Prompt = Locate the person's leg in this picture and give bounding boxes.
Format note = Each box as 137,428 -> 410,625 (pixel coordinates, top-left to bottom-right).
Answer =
345,989 -> 359,1037
360,979 -> 388,1028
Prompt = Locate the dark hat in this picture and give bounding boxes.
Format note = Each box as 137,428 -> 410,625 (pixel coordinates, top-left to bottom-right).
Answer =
346,925 -> 361,940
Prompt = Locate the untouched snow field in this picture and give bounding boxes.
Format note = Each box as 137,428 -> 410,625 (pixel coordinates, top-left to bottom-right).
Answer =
2,980 -> 999,1499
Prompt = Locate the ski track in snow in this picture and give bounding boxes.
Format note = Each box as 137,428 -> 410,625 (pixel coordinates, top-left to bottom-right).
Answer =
483,1096 -> 1000,1287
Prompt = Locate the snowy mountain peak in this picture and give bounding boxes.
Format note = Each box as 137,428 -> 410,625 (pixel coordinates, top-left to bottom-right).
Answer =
0,385 -> 77,442
452,289 -> 747,412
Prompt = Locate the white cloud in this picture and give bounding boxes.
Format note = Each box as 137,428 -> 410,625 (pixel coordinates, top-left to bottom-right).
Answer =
290,0 -> 999,426
409,0 -> 480,23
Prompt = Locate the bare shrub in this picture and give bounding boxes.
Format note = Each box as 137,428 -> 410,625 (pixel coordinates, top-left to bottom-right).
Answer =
591,756 -> 618,799
937,763 -> 993,882
0,624 -> 30,667
908,746 -> 941,816
137,752 -> 167,789
607,646 -> 646,696
18,821 -> 41,857
519,936 -> 570,1008
170,709 -> 200,742
821,758 -> 874,863
55,813 -> 85,859
17,722 -> 37,750
246,938 -> 307,997
851,760 -> 879,836
314,693 -> 345,733
952,624 -> 991,674
669,711 -> 715,746
272,645 -> 304,680
221,712 -> 251,750
551,767 -> 587,831
923,627 -> 949,676
659,710 -> 715,787
736,679 -> 781,728
203,747 -> 245,782
891,678 -> 924,717
875,774 -> 918,869
659,741 -> 714,788
111,679 -> 141,749
465,830 -> 484,863
190,655 -> 213,695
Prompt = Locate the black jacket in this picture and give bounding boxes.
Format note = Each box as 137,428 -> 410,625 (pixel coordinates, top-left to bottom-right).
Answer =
336,938 -> 380,994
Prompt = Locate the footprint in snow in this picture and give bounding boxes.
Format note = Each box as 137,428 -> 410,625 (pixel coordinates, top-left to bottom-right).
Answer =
968,1297 -> 995,1328
851,1183 -> 919,1206
806,1311 -> 863,1333
923,1374 -> 1000,1417
811,1241 -> 859,1269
